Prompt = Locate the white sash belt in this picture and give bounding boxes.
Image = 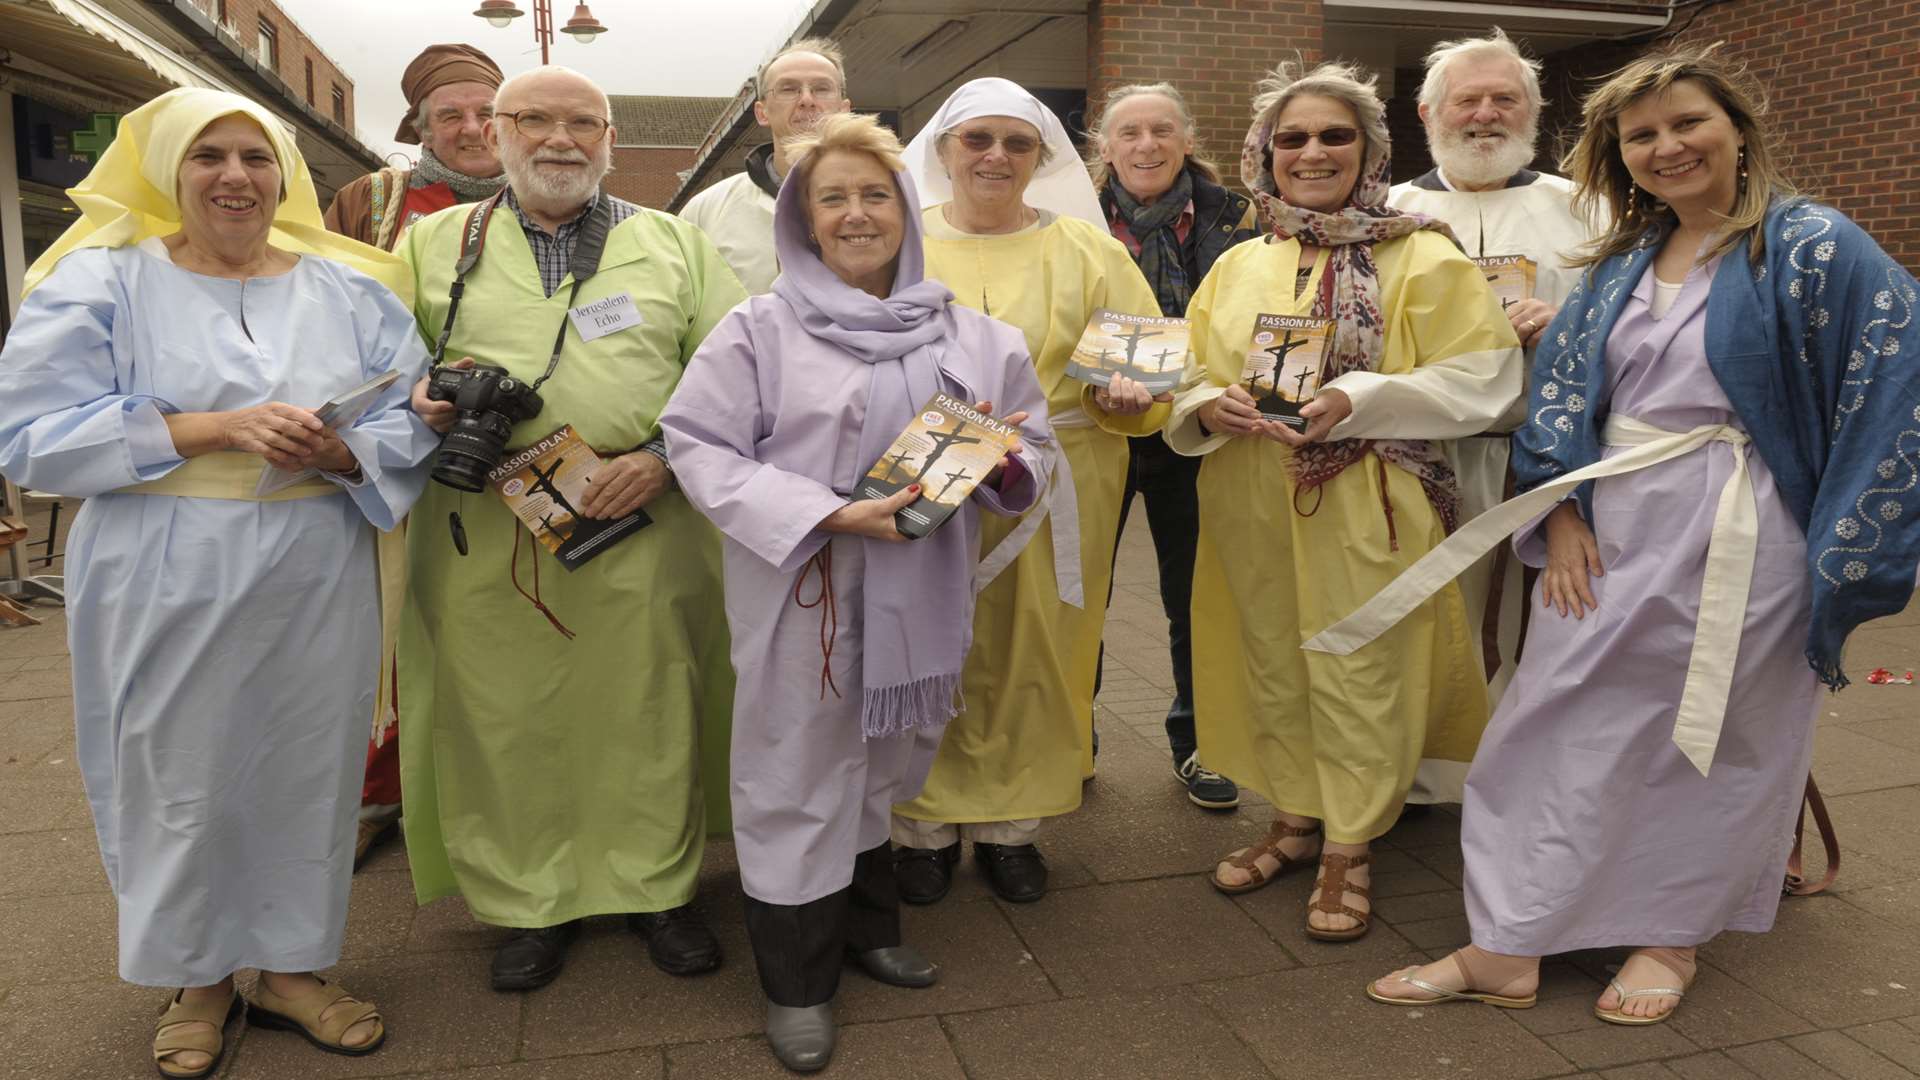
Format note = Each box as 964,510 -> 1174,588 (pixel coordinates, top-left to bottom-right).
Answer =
1303,414 -> 1757,777
973,409 -> 1091,608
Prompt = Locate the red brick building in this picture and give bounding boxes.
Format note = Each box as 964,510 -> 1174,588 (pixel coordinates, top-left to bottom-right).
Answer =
604,96 -> 733,210
183,0 -> 357,130
672,0 -> 1917,269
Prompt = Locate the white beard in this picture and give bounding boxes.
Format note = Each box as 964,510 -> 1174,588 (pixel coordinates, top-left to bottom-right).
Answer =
502,140 -> 608,209
1429,119 -> 1539,189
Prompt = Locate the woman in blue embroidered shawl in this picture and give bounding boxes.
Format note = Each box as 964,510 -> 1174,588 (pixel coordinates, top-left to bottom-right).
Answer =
1366,45 -> 1920,1024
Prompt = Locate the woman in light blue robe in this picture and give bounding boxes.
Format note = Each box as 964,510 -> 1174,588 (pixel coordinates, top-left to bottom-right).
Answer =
0,88 -> 437,1076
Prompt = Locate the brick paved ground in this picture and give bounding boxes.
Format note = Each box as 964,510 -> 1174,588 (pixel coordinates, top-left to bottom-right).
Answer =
4,496 -> 1918,1078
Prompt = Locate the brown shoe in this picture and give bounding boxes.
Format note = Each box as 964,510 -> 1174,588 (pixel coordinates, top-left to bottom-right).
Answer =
248,977 -> 385,1056
1305,851 -> 1373,941
1211,819 -> 1320,895
354,817 -> 398,871
153,988 -> 241,1079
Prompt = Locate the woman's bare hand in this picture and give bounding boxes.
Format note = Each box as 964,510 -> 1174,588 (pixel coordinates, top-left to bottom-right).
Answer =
1196,384 -> 1264,437
822,485 -> 920,542
223,403 -> 328,469
1541,501 -> 1604,619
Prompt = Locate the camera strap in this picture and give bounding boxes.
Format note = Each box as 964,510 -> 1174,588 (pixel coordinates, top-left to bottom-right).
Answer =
431,189 -> 617,395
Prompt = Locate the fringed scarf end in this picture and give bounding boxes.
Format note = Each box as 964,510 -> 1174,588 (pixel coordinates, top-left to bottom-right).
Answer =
1808,649 -> 1849,692
860,672 -> 964,740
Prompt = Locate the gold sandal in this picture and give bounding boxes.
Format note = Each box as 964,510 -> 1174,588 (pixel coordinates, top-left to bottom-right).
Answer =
1594,947 -> 1696,1026
1211,820 -> 1320,895
1305,851 -> 1373,941
153,988 -> 241,1079
1366,949 -> 1537,1009
248,977 -> 387,1056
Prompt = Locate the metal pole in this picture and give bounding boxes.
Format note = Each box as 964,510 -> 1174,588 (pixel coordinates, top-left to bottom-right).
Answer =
534,0 -> 552,64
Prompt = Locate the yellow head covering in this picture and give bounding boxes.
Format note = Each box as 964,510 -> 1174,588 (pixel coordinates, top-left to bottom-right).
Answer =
22,87 -> 411,303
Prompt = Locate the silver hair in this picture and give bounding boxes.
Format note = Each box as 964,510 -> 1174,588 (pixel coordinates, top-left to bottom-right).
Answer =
1249,60 -> 1389,194
1083,82 -> 1224,189
1418,28 -> 1544,115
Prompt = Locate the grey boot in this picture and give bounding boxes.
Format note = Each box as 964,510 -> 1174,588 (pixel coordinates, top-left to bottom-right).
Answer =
765,1002 -> 835,1072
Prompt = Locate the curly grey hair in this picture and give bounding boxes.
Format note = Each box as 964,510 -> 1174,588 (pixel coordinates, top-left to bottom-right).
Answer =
1418,28 -> 1544,117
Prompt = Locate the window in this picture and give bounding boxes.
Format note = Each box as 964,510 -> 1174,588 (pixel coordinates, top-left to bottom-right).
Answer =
305,58 -> 315,103
331,85 -> 346,125
257,19 -> 277,72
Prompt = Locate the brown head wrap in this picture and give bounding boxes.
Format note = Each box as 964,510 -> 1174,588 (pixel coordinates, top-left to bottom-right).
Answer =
395,44 -> 504,143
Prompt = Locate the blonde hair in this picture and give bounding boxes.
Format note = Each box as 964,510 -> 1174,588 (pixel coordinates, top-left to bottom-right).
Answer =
1248,60 -> 1389,196
1418,28 -> 1543,115
1084,83 -> 1223,190
1562,41 -> 1793,268
783,112 -> 907,178
756,37 -> 847,99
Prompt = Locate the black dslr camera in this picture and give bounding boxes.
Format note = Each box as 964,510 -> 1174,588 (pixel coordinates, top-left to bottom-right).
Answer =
424,364 -> 544,493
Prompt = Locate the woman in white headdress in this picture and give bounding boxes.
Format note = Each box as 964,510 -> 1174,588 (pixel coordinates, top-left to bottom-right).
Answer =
893,77 -> 1163,905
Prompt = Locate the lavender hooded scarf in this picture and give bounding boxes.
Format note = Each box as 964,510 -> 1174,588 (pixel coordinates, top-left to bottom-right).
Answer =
770,161 -> 978,738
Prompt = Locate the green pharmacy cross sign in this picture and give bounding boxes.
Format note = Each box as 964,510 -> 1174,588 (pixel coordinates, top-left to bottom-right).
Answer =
71,114 -> 122,163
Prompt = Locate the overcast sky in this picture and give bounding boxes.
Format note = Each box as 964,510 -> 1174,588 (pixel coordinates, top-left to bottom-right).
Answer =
271,0 -> 814,164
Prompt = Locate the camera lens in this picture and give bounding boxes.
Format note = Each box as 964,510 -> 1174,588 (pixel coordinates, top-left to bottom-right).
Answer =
431,414 -> 510,492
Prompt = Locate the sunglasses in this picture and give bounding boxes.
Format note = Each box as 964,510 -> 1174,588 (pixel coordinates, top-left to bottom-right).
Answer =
955,130 -> 1041,156
1271,127 -> 1360,151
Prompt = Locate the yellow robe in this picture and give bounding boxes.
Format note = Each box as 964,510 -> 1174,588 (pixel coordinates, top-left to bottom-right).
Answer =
1167,230 -> 1521,842
896,208 -> 1165,824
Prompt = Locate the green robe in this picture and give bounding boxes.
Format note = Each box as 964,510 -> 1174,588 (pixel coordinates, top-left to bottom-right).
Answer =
395,198 -> 744,927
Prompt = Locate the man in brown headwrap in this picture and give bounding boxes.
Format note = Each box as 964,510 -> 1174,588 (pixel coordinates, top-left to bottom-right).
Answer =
324,44 -> 507,869
324,43 -> 507,252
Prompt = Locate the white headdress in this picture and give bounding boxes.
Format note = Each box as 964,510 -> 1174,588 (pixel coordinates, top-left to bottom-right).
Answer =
904,77 -> 1102,227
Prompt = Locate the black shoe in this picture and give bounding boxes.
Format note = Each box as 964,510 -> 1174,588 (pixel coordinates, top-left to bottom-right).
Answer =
1397,802 -> 1433,821
489,922 -> 579,991
846,944 -> 938,988
1176,752 -> 1241,809
766,1003 -> 835,1072
973,841 -> 1048,903
895,842 -> 960,905
626,904 -> 722,975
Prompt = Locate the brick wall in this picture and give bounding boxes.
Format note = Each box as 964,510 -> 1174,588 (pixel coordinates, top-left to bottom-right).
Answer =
1088,0 -> 1322,184
605,147 -> 701,211
187,0 -> 355,128
1665,0 -> 1919,269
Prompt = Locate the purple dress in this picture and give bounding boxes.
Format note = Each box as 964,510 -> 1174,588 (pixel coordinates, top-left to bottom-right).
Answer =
1461,256 -> 1820,954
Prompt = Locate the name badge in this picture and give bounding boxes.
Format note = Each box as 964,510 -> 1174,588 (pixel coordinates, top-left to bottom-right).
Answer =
569,292 -> 644,342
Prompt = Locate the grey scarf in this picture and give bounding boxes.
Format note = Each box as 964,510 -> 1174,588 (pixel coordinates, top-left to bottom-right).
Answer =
412,147 -> 507,201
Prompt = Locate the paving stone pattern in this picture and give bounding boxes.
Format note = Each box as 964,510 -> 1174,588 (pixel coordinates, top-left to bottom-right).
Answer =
4,497 -> 1917,1078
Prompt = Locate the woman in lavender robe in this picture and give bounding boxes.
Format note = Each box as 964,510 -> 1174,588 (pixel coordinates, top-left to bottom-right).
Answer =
660,113 -> 1050,1073
1361,46 -> 1920,1024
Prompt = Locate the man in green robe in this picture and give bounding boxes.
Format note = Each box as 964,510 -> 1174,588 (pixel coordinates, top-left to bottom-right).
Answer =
395,66 -> 745,992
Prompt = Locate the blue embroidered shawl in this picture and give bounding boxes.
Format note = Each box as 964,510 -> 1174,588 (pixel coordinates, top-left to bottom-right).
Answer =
1514,198 -> 1920,688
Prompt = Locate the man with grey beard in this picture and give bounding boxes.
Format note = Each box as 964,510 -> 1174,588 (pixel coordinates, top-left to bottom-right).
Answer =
392,66 -> 746,993
1389,29 -> 1593,803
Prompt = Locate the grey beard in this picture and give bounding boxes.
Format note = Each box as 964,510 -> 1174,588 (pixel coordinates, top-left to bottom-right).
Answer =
1430,125 -> 1538,189
413,148 -> 507,201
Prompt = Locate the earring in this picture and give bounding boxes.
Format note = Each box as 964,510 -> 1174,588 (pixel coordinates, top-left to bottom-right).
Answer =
1737,146 -> 1749,192
1626,182 -> 1640,217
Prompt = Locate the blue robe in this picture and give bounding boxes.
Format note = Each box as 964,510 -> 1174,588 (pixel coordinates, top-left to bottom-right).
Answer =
0,242 -> 437,986
1519,199 -> 1920,685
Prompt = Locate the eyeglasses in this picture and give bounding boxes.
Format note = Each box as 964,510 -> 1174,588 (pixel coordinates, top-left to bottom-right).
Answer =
954,130 -> 1040,156
498,110 -> 611,144
1271,127 -> 1360,151
768,82 -> 843,104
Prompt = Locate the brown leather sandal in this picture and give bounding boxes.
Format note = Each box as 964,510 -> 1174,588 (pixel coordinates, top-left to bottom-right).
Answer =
247,977 -> 386,1057
1211,819 -> 1321,895
153,989 -> 242,1079
1305,851 -> 1373,941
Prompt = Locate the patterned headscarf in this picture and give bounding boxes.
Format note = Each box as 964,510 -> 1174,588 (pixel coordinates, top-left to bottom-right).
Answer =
1240,92 -> 1461,528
